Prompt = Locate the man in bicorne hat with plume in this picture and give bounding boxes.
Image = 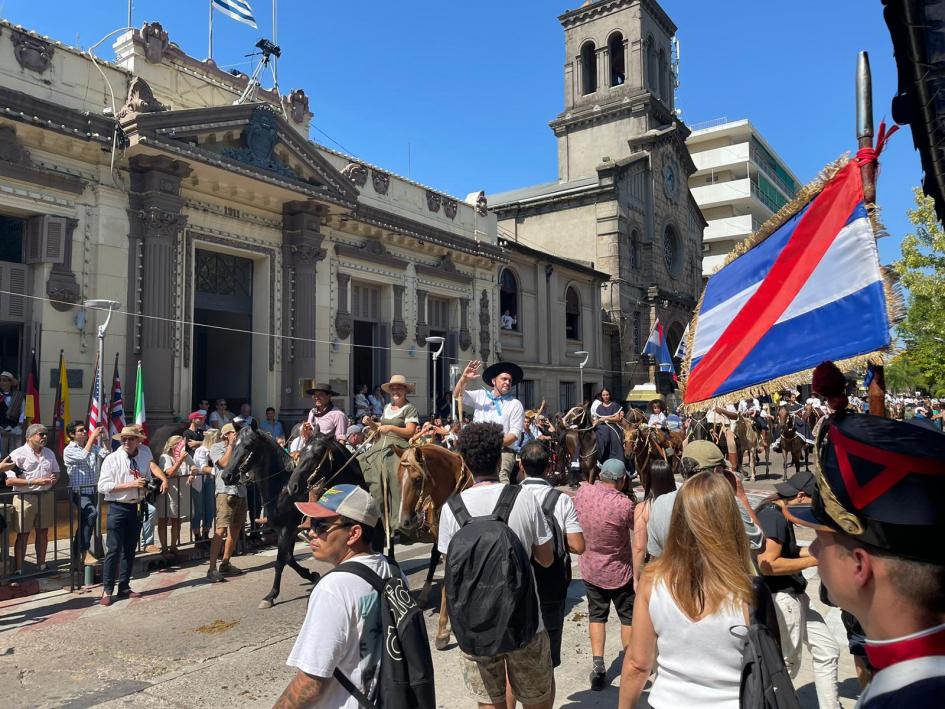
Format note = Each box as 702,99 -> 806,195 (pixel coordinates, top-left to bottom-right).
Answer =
454,360 -> 525,484
785,361 -> 945,708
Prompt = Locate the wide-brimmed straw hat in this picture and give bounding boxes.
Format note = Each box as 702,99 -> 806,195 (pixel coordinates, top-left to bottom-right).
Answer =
112,425 -> 147,441
302,379 -> 340,397
381,374 -> 416,394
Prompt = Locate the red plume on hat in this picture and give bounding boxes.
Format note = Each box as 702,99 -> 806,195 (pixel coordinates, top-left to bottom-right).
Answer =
812,361 -> 849,412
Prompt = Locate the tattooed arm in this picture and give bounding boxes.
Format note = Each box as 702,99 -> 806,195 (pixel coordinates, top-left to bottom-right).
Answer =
272,671 -> 328,708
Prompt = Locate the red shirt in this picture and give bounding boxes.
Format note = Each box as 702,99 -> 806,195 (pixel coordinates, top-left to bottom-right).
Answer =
574,481 -> 635,589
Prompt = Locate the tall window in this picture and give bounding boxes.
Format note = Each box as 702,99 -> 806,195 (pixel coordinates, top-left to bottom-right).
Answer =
658,48 -> 669,102
559,382 -> 576,412
663,225 -> 680,275
565,286 -> 581,340
630,229 -> 640,270
608,32 -> 625,86
499,268 -> 519,331
581,41 -> 597,95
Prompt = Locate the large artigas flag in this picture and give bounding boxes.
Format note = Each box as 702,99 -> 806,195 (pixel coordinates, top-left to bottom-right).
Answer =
682,155 -> 897,408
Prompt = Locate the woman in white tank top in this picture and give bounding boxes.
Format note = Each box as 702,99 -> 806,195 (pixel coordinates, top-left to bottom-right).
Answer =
618,472 -> 754,708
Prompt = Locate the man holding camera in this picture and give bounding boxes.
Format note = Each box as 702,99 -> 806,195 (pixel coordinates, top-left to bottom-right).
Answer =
97,425 -> 168,606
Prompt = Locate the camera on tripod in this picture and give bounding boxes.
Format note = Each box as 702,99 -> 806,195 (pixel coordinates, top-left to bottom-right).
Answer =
254,38 -> 280,59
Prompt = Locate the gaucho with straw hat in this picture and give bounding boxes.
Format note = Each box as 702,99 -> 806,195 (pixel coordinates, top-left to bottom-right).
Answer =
453,360 -> 525,484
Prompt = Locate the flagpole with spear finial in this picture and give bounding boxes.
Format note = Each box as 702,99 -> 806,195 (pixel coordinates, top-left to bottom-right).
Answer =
856,51 -> 887,417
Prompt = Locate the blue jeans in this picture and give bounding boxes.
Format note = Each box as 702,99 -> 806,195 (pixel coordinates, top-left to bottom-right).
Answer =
140,502 -> 156,546
71,490 -> 98,556
191,483 -> 216,533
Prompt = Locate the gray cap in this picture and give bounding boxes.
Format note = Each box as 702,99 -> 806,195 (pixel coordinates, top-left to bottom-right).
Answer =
599,458 -> 627,481
346,424 -> 363,437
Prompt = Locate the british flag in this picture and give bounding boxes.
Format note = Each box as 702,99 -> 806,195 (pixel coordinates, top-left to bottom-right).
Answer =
108,356 -> 126,448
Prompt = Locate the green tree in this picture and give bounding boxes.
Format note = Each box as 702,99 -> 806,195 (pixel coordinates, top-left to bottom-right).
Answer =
884,353 -> 928,395
895,189 -> 945,396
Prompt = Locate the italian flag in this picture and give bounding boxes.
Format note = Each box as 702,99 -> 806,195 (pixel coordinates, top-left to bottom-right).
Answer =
132,360 -> 148,442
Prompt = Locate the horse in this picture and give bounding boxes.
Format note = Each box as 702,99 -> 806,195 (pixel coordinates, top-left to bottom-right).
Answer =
685,410 -> 713,442
734,415 -> 767,481
556,406 -> 598,484
626,425 -> 682,489
776,407 -> 807,477
221,423 -> 364,609
398,444 -> 474,651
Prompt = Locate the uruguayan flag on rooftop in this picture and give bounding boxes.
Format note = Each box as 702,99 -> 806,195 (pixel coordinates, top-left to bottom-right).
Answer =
682,158 -> 893,408
213,0 -> 258,29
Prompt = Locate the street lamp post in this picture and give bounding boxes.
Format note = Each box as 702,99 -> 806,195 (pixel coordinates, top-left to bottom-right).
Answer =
426,336 -> 445,420
573,350 -> 589,404
83,298 -> 120,588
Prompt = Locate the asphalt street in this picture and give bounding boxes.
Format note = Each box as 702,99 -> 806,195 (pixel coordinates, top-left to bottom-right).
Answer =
0,458 -> 859,708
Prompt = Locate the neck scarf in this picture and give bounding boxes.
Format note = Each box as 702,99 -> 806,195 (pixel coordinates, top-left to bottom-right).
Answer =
486,390 -> 512,416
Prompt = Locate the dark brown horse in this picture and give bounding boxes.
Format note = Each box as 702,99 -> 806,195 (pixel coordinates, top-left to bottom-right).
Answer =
555,406 -> 598,484
398,444 -> 474,650
776,407 -> 807,477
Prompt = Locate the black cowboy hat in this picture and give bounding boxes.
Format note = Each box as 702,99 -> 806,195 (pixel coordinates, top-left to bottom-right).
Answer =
303,380 -> 340,397
482,361 -> 524,387
787,410 -> 945,565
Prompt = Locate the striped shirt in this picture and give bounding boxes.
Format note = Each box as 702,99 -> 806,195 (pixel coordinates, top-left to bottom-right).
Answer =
64,441 -> 105,492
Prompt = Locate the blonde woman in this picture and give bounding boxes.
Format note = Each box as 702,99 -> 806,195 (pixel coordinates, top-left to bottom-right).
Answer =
619,472 -> 753,708
155,435 -> 194,556
191,429 -> 219,542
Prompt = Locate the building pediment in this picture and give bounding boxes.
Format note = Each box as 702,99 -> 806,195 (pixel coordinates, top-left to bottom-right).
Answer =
119,97 -> 358,208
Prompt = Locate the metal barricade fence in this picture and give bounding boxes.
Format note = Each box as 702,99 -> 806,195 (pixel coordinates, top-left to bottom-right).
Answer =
0,487 -> 77,591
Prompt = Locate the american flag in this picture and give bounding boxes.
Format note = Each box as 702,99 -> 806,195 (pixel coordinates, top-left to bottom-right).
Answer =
108,356 -> 126,448
87,352 -> 102,431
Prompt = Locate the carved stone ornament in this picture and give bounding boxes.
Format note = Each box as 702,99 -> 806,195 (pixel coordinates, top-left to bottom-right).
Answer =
415,322 -> 430,347
443,198 -> 458,220
341,162 -> 368,187
117,77 -> 167,121
335,311 -> 353,340
11,29 -> 53,74
426,191 -> 442,213
46,270 -> 80,309
140,22 -> 169,63
478,289 -> 491,362
371,169 -> 390,195
286,89 -> 309,124
362,239 -> 388,256
392,319 -> 407,345
287,242 -> 326,264
135,206 -> 187,238
459,327 -> 471,351
436,254 -> 458,273
222,105 -> 298,179
475,190 -> 488,217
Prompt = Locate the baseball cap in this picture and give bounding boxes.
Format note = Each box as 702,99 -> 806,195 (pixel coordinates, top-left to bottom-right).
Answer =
188,410 -> 207,421
775,470 -> 816,499
681,440 -> 725,471
220,423 -> 236,436
599,458 -> 628,481
295,484 -> 380,526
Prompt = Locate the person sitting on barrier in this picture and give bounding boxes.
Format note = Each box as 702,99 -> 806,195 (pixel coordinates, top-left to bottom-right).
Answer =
64,420 -> 107,567
6,423 -> 60,577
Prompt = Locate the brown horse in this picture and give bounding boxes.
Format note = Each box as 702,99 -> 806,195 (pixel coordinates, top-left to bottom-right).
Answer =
627,425 -> 682,489
556,406 -> 598,485
398,444 -> 474,651
734,415 -> 768,481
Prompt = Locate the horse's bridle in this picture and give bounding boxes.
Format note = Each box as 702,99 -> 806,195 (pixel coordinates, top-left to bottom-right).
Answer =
401,448 -> 472,534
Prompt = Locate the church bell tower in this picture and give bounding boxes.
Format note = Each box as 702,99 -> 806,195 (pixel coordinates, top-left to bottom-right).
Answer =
551,0 -> 680,182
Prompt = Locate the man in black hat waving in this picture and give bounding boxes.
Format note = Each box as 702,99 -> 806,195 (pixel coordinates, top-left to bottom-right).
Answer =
788,367 -> 945,708
454,360 -> 525,484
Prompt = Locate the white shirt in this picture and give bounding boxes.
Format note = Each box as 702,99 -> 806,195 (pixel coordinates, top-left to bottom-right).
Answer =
437,482 -> 552,632
648,411 -> 667,427
462,388 -> 524,441
207,410 -> 233,429
738,398 -> 761,415
98,445 -> 154,502
286,554 -> 404,709
7,444 -> 60,492
520,477 -> 583,536
589,399 -> 602,417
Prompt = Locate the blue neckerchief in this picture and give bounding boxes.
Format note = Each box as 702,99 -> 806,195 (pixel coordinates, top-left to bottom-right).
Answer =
485,390 -> 512,416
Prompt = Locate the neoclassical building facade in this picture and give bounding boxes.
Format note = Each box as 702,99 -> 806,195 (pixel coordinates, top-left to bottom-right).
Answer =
0,18 -> 607,423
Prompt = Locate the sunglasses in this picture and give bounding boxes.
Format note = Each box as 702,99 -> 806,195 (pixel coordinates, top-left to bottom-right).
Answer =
309,521 -> 353,537
35,432 -> 48,438
120,437 -> 139,443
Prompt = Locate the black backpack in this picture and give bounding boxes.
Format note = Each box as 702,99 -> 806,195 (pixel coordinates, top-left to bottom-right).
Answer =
445,484 -> 540,656
527,486 -> 572,605
739,578 -> 800,709
326,561 -> 436,709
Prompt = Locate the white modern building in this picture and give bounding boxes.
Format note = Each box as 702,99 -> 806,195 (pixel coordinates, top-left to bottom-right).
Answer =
686,118 -> 801,276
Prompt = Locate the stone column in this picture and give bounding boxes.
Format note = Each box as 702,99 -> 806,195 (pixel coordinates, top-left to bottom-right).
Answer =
281,200 -> 326,420
127,155 -> 191,426
392,284 -> 407,345
415,289 -> 429,346
459,298 -> 471,352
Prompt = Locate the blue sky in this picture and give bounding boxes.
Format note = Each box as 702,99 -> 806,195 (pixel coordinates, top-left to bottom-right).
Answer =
3,0 -> 920,265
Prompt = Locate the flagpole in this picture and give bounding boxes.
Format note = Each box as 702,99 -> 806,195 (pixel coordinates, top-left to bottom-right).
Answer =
856,51 -> 886,417
208,0 -> 214,60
